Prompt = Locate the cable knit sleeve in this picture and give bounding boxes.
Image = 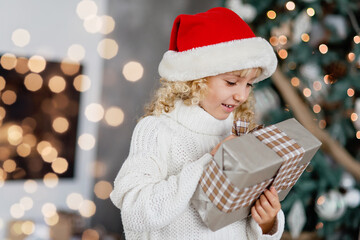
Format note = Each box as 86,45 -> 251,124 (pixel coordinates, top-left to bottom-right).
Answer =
245,209 -> 285,240
110,116 -> 212,232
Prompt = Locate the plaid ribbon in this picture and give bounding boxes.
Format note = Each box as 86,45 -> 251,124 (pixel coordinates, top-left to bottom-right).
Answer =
200,119 -> 308,213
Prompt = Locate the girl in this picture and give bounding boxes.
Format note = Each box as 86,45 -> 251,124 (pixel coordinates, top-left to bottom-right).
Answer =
110,7 -> 284,239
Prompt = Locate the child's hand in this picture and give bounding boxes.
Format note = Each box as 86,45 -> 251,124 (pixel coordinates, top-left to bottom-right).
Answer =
251,186 -> 281,234
210,135 -> 237,156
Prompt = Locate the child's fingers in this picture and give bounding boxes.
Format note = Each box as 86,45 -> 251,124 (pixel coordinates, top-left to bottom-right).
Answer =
264,188 -> 281,210
251,206 -> 262,223
259,194 -> 273,212
255,199 -> 268,219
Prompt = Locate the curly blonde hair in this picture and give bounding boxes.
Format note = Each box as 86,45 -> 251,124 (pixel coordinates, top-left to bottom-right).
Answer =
142,68 -> 262,129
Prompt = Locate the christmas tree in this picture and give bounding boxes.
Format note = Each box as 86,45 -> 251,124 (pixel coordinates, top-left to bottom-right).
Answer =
222,0 -> 360,239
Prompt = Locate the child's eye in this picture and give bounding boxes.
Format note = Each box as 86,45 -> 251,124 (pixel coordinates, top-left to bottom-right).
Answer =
247,83 -> 254,87
226,81 -> 236,86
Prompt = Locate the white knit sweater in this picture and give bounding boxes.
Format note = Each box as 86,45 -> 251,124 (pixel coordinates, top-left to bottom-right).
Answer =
110,101 -> 285,240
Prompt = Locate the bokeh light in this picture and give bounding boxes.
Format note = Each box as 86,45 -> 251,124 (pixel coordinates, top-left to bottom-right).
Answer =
354,36 -> 360,44
73,74 -> 91,92
12,29 -> 31,47
313,81 -> 322,91
7,125 -> 23,145
2,90 -> 17,105
313,104 -> 321,113
67,193 -> 84,210
79,200 -> 96,218
17,143 -> 32,157
122,61 -> 144,82
0,53 -> 17,70
347,88 -> 355,97
51,157 -> 69,174
351,113 -> 358,121
104,107 -> 125,126
44,213 -> 59,226
357,131 -> 360,139
94,181 -> 113,199
85,103 -> 104,122
278,35 -> 287,45
97,38 -> 118,59
3,159 -> 16,173
0,76 -> 5,90
84,15 -> 102,33
347,52 -> 355,62
10,203 -> 25,219
303,88 -> 312,97
41,203 -> 57,217
301,33 -> 310,42
43,173 -> 59,188
15,57 -> 30,74
76,0 -> 98,20
82,229 -> 100,240
267,10 -> 276,19
40,146 -> 58,163
24,73 -> 43,91
21,221 -> 35,235
68,44 -> 86,61
319,44 -> 328,54
28,55 -> 46,73
20,197 -> 34,211
52,117 -> 69,133
24,180 -> 38,193
286,1 -> 295,11
307,7 -> 315,17
278,49 -> 288,59
48,76 -> 66,93
269,36 -> 278,46
61,59 -> 80,76
99,15 -> 115,34
78,134 -> 96,150
0,107 -> 6,121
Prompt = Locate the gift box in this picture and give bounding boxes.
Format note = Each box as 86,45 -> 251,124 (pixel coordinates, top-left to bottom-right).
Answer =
191,118 -> 322,231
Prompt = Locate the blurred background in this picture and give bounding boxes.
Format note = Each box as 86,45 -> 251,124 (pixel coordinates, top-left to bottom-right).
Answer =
0,0 -> 359,239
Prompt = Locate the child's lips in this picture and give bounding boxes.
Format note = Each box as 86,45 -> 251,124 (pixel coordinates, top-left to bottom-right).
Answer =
221,103 -> 236,112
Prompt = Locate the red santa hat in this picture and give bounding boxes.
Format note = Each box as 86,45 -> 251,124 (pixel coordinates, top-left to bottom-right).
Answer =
158,7 -> 277,83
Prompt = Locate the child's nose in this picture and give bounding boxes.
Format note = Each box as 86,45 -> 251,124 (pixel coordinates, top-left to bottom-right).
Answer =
233,86 -> 247,103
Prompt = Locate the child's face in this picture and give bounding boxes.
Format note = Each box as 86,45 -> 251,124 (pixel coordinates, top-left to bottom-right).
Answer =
199,68 -> 257,120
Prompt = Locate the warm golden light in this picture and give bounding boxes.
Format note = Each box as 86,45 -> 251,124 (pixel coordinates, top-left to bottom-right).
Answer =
0,53 -> 17,70
17,143 -> 32,157
303,88 -> 312,97
278,35 -> 287,45
41,203 -> 57,217
307,8 -> 315,17
28,55 -> 46,73
313,81 -> 322,91
68,44 -> 86,61
316,222 -> 324,230
347,88 -> 355,97
357,131 -> 360,139
82,229 -> 100,240
3,159 -> 16,173
51,157 -> 69,174
76,0 -> 98,20
73,74 -> 91,92
317,195 -> 325,205
79,200 -> 96,218
52,117 -> 69,133
105,107 -> 125,126
313,104 -> 321,113
12,29 -> 31,47
8,125 -> 23,145
40,146 -> 58,163
99,15 -> 115,34
323,75 -> 330,84
319,120 -> 326,129
15,57 -> 30,74
60,59 -> 80,76
23,134 -> 37,147
44,213 -> 59,226
67,193 -> 84,210
84,15 -> 102,33
85,103 -> 104,122
21,221 -> 35,235
2,90 -> 17,105
78,134 -> 96,150
0,76 -> 5,91
347,52 -> 355,62
37,141 -> 52,155
351,113 -> 358,121
10,203 -> 25,219
48,76 -> 66,93
20,197 -> 34,211
319,44 -> 328,54
91,161 -> 107,178
278,49 -> 288,59
301,33 -> 310,42
43,173 -> 59,188
286,1 -> 296,10
354,36 -> 360,44
267,10 -> 276,19
94,181 -> 113,199
24,73 -> 43,91
97,38 -> 118,59
0,107 -> 6,121
24,180 -> 38,193
122,61 -> 144,82
269,36 -> 279,46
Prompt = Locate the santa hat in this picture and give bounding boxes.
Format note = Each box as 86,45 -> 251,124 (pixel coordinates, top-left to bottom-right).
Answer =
158,7 -> 277,83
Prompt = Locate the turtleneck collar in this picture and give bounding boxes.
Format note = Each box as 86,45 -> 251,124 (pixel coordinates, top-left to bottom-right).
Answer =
163,100 -> 233,136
